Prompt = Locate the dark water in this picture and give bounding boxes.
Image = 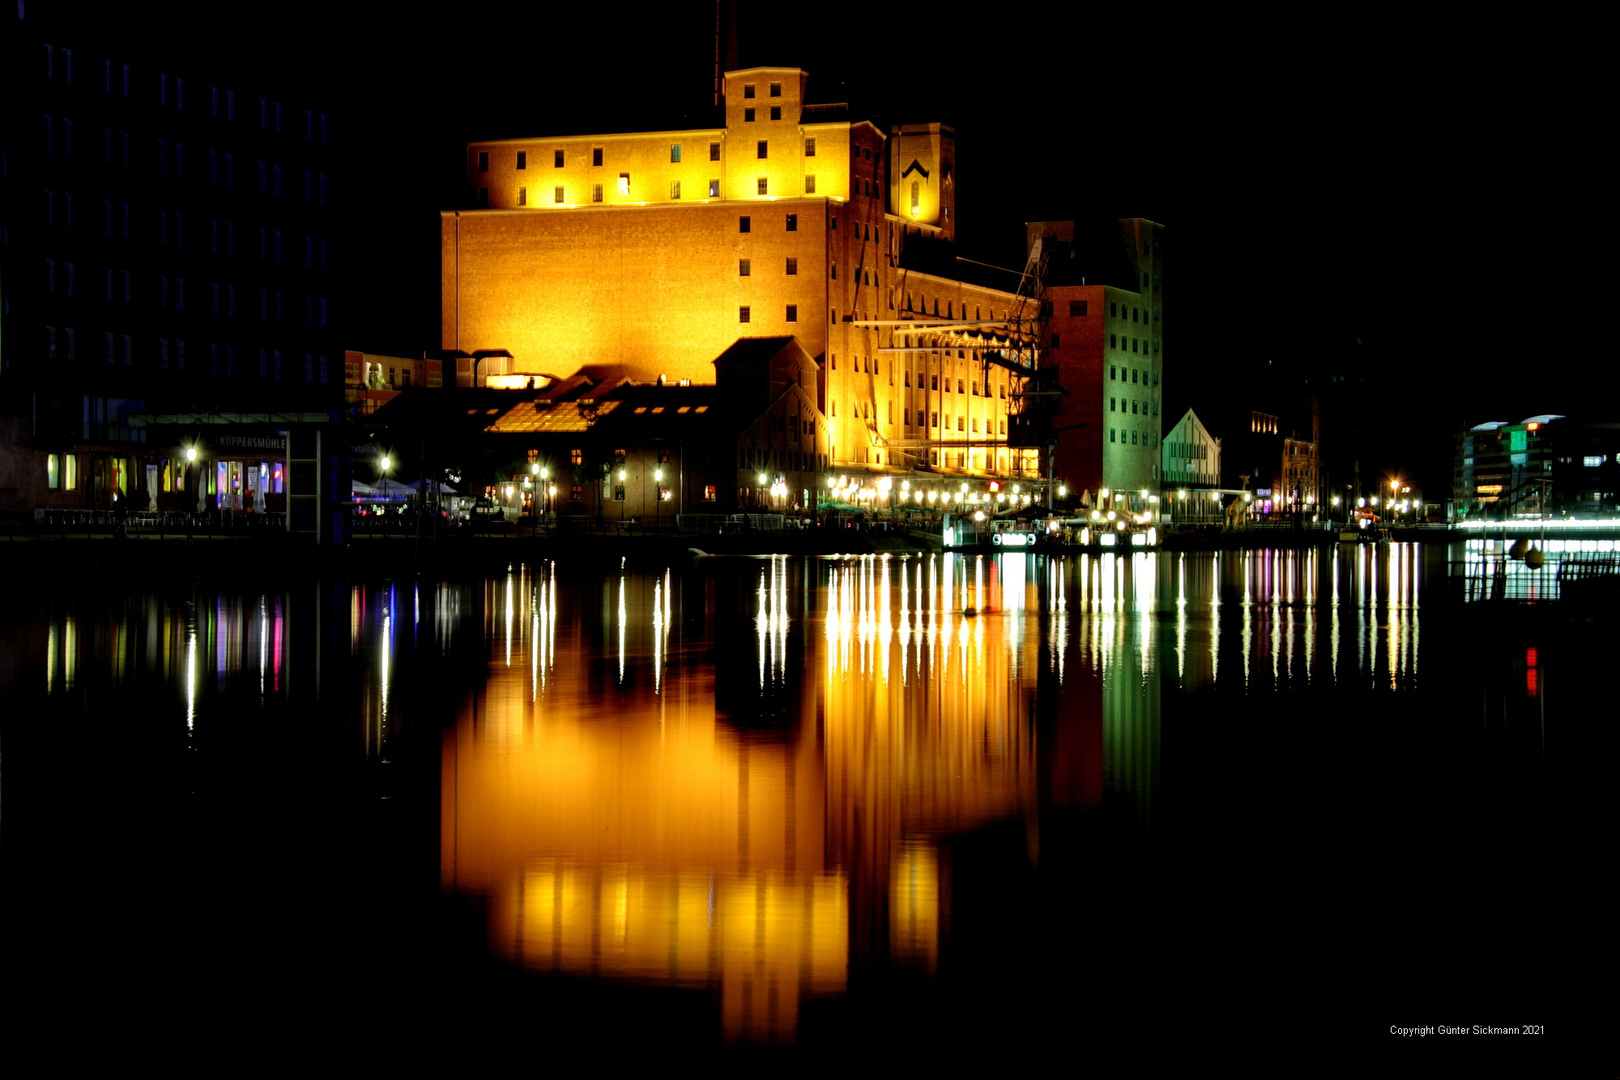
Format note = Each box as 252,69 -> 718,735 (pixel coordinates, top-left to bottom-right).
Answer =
0,546 -> 1599,1066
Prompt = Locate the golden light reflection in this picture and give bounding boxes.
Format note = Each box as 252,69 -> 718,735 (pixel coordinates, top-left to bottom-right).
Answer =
890,839 -> 940,973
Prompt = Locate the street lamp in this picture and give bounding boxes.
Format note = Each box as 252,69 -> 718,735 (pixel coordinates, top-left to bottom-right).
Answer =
654,467 -> 663,532
540,466 -> 550,526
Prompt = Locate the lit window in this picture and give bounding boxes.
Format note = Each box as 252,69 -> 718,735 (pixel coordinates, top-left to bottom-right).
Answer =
739,306 -> 751,323
708,179 -> 719,197
516,187 -> 526,205
670,180 -> 681,199
617,173 -> 630,196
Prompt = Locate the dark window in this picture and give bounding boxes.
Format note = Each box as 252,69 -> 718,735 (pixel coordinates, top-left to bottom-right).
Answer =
1069,300 -> 1087,316
785,213 -> 797,232
805,176 -> 816,193
770,106 -> 781,121
670,143 -> 681,163
785,257 -> 797,275
592,183 -> 603,202
786,305 -> 797,323
805,137 -> 816,157
739,216 -> 750,233
757,177 -> 768,195
744,108 -> 755,122
709,142 -> 720,161
516,151 -> 526,169
739,306 -> 751,323
744,84 -> 756,99
477,151 -> 488,171
592,147 -> 603,166
739,259 -> 751,276
757,140 -> 768,159
769,82 -> 781,97
1051,333 -> 1061,347
554,149 -> 564,167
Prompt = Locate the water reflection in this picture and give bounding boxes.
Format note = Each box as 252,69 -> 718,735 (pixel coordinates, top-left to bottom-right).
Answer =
17,542 -> 1548,1049
440,545 -> 1455,1044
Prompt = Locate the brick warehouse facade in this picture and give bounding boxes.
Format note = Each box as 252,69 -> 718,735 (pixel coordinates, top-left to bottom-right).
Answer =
441,66 -> 1162,494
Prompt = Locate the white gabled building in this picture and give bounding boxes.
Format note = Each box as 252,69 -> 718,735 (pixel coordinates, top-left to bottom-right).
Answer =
1161,408 -> 1220,488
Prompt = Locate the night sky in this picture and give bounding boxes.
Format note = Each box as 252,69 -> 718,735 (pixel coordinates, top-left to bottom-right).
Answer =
55,4 -> 1608,494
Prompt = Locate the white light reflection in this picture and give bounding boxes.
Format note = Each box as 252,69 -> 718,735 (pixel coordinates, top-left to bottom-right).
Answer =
380,585 -> 393,750
618,570 -> 627,684
185,620 -> 197,730
505,573 -> 515,668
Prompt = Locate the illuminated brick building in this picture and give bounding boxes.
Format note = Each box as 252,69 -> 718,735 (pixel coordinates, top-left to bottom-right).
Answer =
440,67 -> 1165,501
441,66 -> 1047,487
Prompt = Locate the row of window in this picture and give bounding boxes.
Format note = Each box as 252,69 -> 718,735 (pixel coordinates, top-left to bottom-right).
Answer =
1109,301 -> 1158,322
1110,429 -> 1159,447
39,262 -> 328,323
38,327 -> 331,382
738,258 -> 799,276
497,175 -> 831,206
1110,365 -> 1159,385
1109,333 -> 1159,354
487,135 -> 824,174
40,47 -> 330,140
40,120 -> 331,202
44,195 -> 330,266
827,403 -> 1010,436
1110,398 -> 1159,417
740,82 -> 784,99
738,306 -> 797,323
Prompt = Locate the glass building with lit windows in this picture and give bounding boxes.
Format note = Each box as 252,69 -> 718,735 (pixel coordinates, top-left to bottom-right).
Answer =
1454,415 -> 1620,519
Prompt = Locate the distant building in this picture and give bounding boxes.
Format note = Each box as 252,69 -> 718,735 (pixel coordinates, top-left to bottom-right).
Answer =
344,350 -> 445,417
1,6 -> 341,520
1161,408 -> 1220,488
1454,415 -> 1620,518
1218,397 -> 1321,515
439,65 -> 1164,503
